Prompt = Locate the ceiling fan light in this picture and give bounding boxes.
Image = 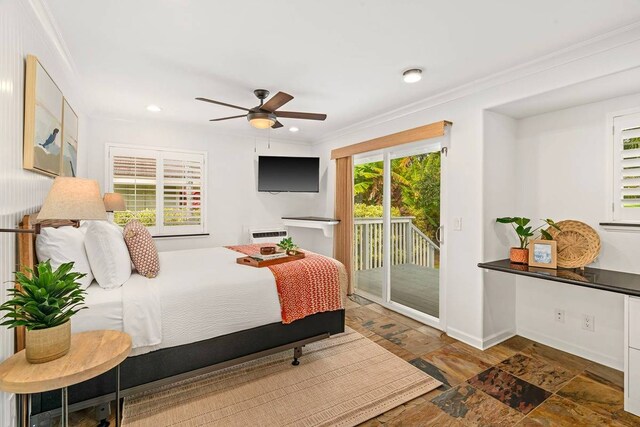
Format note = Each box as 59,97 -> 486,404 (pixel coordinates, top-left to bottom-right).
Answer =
247,112 -> 276,129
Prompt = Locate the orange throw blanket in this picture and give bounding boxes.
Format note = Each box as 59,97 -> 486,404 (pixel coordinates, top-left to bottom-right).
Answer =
227,244 -> 344,324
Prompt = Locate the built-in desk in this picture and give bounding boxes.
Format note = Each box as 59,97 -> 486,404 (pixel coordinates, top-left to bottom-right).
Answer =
478,259 -> 640,297
478,259 -> 640,416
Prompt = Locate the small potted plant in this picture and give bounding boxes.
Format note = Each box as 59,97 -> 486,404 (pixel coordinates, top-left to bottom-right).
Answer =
0,261 -> 87,364
496,217 -> 560,264
277,237 -> 299,256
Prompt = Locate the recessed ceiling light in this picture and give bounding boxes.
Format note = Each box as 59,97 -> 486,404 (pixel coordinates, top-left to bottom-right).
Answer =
402,68 -> 423,83
146,104 -> 162,112
289,127 -> 299,133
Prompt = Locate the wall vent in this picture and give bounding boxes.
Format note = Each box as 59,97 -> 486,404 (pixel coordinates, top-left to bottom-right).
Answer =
250,228 -> 288,244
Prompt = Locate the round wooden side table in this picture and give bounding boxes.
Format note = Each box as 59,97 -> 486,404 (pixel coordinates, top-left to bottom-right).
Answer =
0,330 -> 131,427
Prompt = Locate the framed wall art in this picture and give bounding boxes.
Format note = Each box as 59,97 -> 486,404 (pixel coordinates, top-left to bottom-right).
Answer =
61,99 -> 78,177
23,55 -> 78,177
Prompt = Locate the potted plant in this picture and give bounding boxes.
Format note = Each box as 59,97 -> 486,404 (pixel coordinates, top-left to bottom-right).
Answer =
277,237 -> 299,256
0,261 -> 87,363
496,217 -> 560,264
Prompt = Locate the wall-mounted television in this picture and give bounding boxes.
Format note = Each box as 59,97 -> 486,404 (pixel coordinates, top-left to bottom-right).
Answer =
258,156 -> 320,193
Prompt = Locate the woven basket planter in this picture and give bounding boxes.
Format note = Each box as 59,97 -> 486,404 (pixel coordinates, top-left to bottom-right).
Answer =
25,320 -> 71,364
510,247 -> 529,264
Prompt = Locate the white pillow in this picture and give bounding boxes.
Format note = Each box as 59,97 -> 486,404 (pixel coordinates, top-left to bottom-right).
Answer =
35,226 -> 94,290
84,221 -> 132,289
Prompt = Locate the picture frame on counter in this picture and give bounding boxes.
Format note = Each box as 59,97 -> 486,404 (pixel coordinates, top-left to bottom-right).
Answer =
528,239 -> 557,269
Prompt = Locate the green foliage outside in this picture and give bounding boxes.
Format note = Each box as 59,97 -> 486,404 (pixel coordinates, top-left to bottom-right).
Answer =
115,208 -> 201,227
354,153 -> 441,240
353,203 -> 401,218
0,261 -> 86,330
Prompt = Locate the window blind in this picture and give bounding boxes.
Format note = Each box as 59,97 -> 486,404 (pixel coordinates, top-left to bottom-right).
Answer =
613,112 -> 640,222
108,146 -> 206,236
112,154 -> 158,227
162,154 -> 203,228
619,128 -> 640,209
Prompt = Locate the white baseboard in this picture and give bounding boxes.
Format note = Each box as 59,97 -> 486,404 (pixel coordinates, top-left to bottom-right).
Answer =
517,327 -> 623,370
446,326 -> 483,349
446,326 -> 516,351
481,329 -> 516,350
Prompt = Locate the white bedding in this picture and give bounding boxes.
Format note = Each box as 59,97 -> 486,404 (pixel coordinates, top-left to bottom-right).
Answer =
72,247 -> 282,356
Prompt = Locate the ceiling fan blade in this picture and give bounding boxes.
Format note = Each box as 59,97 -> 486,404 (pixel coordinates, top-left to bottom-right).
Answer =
209,114 -> 246,122
196,97 -> 250,112
261,92 -> 293,112
271,121 -> 284,129
275,111 -> 327,121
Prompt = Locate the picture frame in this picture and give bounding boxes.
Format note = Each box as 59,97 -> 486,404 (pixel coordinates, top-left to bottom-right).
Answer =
23,55 -> 78,177
61,99 -> 79,177
529,239 -> 557,269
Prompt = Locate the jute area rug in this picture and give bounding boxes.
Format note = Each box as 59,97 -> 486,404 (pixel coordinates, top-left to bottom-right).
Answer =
122,328 -> 441,427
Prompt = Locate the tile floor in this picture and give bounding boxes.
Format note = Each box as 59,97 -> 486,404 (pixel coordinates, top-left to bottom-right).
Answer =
347,295 -> 640,426
57,296 -> 640,426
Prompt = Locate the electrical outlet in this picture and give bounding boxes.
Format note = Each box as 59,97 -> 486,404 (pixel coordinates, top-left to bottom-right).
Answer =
453,217 -> 462,231
582,314 -> 595,332
554,308 -> 565,323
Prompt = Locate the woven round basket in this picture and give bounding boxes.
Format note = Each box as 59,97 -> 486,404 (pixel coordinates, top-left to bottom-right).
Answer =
546,220 -> 600,268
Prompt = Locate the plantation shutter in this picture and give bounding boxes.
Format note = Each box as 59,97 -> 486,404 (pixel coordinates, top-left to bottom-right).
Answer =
613,113 -> 640,222
161,152 -> 205,234
108,146 -> 206,236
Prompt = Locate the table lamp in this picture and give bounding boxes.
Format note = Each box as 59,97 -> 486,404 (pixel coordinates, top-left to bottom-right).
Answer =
103,193 -> 126,212
0,177 -> 107,234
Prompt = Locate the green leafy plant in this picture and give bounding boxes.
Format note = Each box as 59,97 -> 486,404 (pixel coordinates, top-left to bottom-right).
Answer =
277,237 -> 298,253
496,217 -> 560,249
0,261 -> 87,330
354,203 -> 402,218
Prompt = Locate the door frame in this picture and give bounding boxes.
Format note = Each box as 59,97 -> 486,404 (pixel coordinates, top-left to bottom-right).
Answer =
353,138 -> 447,331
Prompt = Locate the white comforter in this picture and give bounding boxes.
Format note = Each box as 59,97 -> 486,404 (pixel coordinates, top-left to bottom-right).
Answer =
73,247 -> 283,356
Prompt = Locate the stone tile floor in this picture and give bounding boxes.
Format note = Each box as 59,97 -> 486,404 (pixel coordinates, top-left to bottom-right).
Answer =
348,295 -> 640,426
57,295 -> 640,426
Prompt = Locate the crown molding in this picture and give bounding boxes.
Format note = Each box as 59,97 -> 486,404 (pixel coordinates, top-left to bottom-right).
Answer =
25,0 -> 79,80
313,21 -> 640,146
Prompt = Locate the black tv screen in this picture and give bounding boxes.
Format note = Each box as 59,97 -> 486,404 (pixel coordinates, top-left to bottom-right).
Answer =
258,156 -> 319,193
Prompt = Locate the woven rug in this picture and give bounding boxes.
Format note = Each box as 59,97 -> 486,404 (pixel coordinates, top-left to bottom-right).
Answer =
121,328 -> 441,427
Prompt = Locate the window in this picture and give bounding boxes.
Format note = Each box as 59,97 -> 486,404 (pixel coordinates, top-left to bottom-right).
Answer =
107,145 -> 206,236
612,112 -> 640,223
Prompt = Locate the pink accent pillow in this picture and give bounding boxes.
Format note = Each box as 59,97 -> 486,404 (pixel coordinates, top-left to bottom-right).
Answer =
123,220 -> 159,278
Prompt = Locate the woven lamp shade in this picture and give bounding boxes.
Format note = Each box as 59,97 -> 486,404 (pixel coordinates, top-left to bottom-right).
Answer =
37,177 -> 107,222
103,193 -> 126,212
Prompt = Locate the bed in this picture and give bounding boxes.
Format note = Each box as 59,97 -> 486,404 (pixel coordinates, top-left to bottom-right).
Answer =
15,215 -> 346,426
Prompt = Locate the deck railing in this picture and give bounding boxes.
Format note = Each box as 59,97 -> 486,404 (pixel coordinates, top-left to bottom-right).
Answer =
353,217 -> 439,271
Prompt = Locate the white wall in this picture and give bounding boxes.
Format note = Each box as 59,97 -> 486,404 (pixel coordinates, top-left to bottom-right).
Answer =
510,92 -> 640,369
311,25 -> 640,349
0,1 -> 88,425
482,111 -> 518,347
84,117 -> 320,252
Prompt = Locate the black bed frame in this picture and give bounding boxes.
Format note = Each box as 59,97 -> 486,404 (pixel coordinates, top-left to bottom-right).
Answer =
27,309 -> 345,425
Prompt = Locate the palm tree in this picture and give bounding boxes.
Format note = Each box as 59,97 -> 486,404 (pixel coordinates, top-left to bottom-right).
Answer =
354,161 -> 412,206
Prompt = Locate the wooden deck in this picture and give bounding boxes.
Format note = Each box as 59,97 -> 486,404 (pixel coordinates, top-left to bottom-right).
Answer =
354,263 -> 439,318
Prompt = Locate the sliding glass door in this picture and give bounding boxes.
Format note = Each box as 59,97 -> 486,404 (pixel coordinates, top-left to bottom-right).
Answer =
353,140 -> 443,327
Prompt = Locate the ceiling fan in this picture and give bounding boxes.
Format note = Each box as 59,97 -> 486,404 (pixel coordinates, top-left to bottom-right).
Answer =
196,89 -> 327,129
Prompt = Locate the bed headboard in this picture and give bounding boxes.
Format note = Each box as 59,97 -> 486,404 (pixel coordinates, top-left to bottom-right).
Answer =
15,214 -> 75,352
